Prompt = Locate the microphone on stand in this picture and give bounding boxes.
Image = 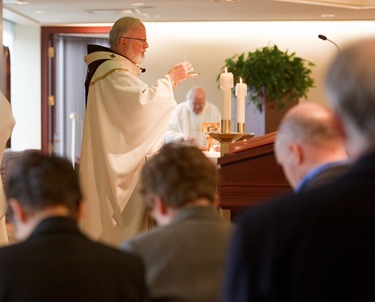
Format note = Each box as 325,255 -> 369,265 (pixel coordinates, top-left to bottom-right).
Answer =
318,34 -> 340,51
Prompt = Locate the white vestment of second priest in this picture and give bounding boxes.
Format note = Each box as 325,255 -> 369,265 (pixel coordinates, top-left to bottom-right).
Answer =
165,100 -> 221,148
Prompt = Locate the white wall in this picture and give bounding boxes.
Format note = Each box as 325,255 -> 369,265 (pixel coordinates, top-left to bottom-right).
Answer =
10,23 -> 41,151
142,21 -> 375,107
8,20 -> 375,150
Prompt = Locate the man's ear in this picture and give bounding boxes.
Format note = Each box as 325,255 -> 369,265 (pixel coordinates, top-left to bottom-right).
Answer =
75,201 -> 83,221
289,142 -> 303,165
213,193 -> 220,208
119,37 -> 128,49
154,196 -> 168,215
333,114 -> 347,140
8,198 -> 27,223
151,196 -> 174,226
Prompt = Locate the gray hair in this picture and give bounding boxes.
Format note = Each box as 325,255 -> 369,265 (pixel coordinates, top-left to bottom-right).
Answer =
186,86 -> 206,101
325,38 -> 375,143
108,16 -> 141,49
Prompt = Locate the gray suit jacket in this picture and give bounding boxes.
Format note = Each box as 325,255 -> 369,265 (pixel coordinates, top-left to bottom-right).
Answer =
122,206 -> 233,302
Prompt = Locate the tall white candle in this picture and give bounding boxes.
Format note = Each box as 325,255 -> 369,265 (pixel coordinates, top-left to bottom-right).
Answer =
235,77 -> 247,123
220,67 -> 234,120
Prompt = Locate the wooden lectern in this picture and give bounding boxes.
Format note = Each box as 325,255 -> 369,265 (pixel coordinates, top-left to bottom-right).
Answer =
218,132 -> 292,221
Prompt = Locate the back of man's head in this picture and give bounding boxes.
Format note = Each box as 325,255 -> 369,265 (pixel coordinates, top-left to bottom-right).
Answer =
275,102 -> 347,188
277,102 -> 344,147
140,143 -> 218,209
326,38 -> 375,156
6,152 -> 82,218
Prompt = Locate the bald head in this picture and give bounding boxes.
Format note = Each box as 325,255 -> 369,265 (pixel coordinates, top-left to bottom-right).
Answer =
277,102 -> 343,146
275,102 -> 347,189
187,87 -> 207,115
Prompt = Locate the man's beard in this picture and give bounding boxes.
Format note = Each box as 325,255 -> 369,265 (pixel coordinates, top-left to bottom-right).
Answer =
129,51 -> 145,65
135,54 -> 145,64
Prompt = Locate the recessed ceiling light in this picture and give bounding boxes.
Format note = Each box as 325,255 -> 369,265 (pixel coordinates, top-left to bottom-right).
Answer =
3,0 -> 28,3
132,2 -> 145,6
88,6 -> 152,15
88,9 -> 135,14
273,0 -> 375,9
321,13 -> 336,17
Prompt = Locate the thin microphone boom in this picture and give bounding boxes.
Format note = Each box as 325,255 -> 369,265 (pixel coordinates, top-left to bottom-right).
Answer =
318,34 -> 340,51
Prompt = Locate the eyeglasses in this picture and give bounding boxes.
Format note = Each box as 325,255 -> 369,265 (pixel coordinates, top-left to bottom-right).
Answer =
121,36 -> 148,44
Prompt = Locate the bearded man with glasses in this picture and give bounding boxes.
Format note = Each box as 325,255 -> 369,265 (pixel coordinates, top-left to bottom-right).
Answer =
81,16 -> 198,247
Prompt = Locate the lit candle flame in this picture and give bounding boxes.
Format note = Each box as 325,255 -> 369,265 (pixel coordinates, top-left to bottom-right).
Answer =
224,67 -> 228,73
239,77 -> 243,83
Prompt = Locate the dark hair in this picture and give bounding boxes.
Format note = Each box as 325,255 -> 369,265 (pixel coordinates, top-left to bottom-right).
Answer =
5,152 -> 82,217
140,143 -> 218,209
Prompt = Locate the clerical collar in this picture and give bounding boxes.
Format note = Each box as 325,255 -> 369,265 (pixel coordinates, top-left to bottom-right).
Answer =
84,45 -> 143,76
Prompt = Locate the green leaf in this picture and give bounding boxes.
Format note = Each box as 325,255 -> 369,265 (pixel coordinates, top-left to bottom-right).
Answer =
217,45 -> 315,111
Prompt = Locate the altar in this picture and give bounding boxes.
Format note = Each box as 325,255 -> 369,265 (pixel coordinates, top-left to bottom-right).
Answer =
217,132 -> 292,221
203,69 -> 291,221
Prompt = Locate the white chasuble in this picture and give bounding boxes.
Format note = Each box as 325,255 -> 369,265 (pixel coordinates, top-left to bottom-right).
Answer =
165,101 -> 221,148
80,52 -> 176,246
0,92 -> 15,246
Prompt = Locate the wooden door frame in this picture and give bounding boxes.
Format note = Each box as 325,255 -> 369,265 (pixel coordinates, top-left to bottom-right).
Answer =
41,26 -> 110,153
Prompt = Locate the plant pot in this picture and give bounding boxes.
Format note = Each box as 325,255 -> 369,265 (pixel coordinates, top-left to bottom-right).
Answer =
245,97 -> 298,136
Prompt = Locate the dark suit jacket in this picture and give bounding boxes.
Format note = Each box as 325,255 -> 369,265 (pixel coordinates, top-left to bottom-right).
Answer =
122,206 -> 233,302
223,151 -> 375,302
297,161 -> 351,193
0,216 -> 148,302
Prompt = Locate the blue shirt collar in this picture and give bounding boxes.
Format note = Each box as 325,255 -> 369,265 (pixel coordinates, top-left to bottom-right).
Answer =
295,160 -> 349,193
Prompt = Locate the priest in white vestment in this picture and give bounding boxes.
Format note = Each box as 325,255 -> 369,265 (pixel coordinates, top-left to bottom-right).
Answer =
165,87 -> 221,148
80,16 -> 197,246
0,91 -> 15,246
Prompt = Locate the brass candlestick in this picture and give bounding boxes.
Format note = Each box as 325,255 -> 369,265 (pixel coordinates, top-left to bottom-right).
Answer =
237,122 -> 245,133
221,119 -> 232,134
208,132 -> 255,157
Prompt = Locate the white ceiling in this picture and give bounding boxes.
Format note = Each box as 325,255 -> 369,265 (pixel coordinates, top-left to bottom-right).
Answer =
3,0 -> 375,26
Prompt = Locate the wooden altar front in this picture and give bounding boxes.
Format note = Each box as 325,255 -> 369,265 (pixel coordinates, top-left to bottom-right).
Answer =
218,132 -> 292,221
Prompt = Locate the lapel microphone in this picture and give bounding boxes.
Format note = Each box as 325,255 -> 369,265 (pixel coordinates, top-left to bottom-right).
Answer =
141,68 -> 146,73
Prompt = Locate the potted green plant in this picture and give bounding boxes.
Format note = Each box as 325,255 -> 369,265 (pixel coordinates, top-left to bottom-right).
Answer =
219,45 -> 315,111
